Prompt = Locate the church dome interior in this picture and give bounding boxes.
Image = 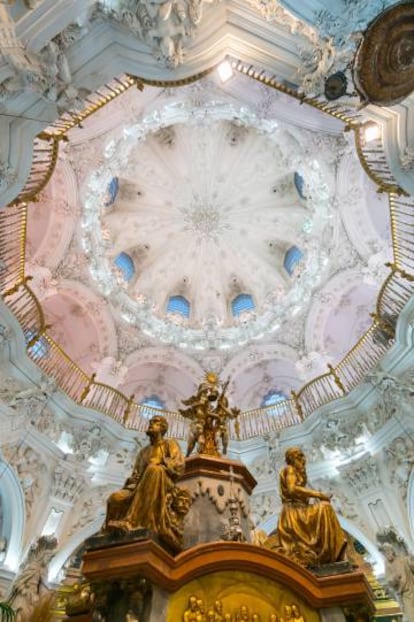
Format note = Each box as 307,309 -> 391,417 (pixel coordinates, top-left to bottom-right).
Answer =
1,0 -> 414,620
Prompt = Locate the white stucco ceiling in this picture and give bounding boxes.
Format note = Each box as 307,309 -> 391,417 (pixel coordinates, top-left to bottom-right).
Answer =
24,72 -> 392,409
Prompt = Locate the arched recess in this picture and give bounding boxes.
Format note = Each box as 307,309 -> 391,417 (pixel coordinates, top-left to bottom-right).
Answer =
337,152 -> 391,259
26,158 -> 79,270
222,344 -> 302,410
305,269 -> 377,360
119,347 -> 204,410
48,516 -> 103,583
42,280 -> 117,374
257,512 -> 384,576
0,460 -> 25,572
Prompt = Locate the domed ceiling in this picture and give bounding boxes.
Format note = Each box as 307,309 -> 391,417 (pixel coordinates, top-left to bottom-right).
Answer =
25,72 -> 391,411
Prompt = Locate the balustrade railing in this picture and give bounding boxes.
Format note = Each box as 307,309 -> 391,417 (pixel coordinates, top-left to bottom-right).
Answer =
388,194 -> 414,272
335,323 -> 389,389
9,75 -> 141,207
1,68 -> 413,439
230,61 -> 406,197
43,75 -> 142,138
38,335 -> 89,403
8,64 -> 407,212
354,128 -> 406,196
0,203 -> 26,289
8,135 -> 61,206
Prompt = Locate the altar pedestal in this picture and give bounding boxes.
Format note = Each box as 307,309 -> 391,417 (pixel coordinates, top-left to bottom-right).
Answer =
67,539 -> 375,622
64,456 -> 376,622
178,454 -> 257,548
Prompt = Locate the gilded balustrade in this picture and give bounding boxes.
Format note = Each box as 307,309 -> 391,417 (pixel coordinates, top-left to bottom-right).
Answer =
388,194 -> 414,272
5,283 -> 44,336
229,61 -> 406,197
0,203 -> 27,289
1,66 -> 414,439
296,371 -> 340,420
8,75 -> 142,208
43,75 -> 143,139
353,127 -> 407,196
238,399 -> 300,440
8,135 -> 61,207
335,323 -> 388,388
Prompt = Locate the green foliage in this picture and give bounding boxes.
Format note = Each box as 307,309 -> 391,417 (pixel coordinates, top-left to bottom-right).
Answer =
0,602 -> 16,622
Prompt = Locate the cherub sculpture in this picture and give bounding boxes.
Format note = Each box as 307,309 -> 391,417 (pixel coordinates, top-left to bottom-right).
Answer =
179,374 -> 240,457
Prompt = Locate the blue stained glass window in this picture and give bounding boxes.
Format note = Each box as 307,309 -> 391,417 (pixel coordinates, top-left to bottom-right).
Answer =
167,295 -> 190,318
140,395 -> 166,410
105,176 -> 119,206
294,172 -> 306,199
261,390 -> 288,408
231,293 -> 255,317
284,245 -> 304,276
114,252 -> 135,281
25,329 -> 49,359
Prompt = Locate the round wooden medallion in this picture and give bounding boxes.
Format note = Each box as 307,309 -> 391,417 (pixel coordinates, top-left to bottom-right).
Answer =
353,2 -> 414,105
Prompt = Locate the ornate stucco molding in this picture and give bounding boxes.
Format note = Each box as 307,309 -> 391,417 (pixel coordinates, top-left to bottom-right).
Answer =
96,0 -> 215,68
0,2 -> 90,113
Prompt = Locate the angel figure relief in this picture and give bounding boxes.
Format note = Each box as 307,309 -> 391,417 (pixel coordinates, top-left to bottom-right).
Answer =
179,373 -> 240,457
137,0 -> 203,67
103,0 -> 212,68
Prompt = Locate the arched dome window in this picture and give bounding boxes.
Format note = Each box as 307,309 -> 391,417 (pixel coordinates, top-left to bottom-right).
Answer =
24,329 -> 49,359
114,252 -> 135,282
167,295 -> 191,318
104,176 -> 119,206
140,395 -> 166,410
283,245 -> 304,276
261,390 -> 288,407
231,293 -> 255,317
294,172 -> 306,199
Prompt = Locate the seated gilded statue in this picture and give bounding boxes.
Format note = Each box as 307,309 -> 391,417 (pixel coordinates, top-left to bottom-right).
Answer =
104,415 -> 191,551
266,447 -> 347,567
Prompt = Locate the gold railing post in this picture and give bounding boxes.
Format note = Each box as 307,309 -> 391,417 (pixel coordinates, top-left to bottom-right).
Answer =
370,312 -> 395,339
291,390 -> 304,421
79,373 -> 97,404
327,364 -> 346,395
26,323 -> 52,349
2,275 -> 33,297
385,261 -> 414,283
123,393 -> 135,425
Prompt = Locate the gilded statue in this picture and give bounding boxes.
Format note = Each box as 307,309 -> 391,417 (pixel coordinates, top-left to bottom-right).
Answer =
265,447 -> 347,567
179,373 -> 240,457
104,415 -> 191,551
181,594 -> 307,621
291,604 -> 305,622
184,595 -> 199,622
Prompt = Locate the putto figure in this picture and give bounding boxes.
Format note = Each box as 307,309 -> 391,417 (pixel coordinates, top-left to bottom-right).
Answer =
266,447 -> 347,567
179,373 -> 240,457
104,415 -> 191,551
